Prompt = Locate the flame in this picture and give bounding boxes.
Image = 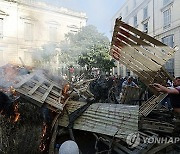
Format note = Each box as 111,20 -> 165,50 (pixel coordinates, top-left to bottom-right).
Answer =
10,86 -> 16,94
0,86 -> 20,122
63,84 -> 70,94
39,122 -> 48,152
62,84 -> 70,103
13,102 -> 20,122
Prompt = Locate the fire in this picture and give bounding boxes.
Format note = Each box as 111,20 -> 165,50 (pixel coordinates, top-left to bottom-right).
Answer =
0,85 -> 20,122
12,102 -> 20,123
39,122 -> 48,152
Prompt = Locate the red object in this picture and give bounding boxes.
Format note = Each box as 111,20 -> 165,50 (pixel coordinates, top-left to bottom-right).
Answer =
69,68 -> 74,73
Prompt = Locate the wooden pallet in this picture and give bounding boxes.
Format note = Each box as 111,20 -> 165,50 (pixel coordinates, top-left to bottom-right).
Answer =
110,18 -> 175,95
14,72 -> 66,112
120,86 -> 141,104
139,93 -> 167,117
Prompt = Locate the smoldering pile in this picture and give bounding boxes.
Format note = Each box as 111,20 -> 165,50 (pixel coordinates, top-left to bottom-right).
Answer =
0,64 -> 66,153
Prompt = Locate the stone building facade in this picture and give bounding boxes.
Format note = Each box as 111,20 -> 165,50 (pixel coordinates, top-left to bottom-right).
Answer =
111,0 -> 180,77
0,0 -> 87,68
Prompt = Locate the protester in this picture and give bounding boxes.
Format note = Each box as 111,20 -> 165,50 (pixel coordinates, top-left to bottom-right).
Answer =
122,76 -> 139,88
153,77 -> 180,112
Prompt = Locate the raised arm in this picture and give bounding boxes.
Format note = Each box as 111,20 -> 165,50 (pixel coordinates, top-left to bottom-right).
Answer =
153,83 -> 179,94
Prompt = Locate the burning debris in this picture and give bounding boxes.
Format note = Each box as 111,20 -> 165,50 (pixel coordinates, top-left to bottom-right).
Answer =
0,19 -> 179,154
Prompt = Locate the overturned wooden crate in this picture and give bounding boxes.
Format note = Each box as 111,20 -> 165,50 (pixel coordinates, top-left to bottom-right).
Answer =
14,72 -> 67,112
120,86 -> 141,104
59,101 -> 139,139
110,18 -> 175,116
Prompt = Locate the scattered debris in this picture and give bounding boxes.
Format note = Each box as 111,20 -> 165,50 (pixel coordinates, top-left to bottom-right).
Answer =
0,18 -> 179,154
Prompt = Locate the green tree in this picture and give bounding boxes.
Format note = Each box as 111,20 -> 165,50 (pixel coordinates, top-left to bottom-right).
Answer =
60,25 -> 115,75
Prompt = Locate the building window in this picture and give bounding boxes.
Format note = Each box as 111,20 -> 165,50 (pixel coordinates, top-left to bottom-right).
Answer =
163,0 -> 171,6
49,26 -> 57,42
143,22 -> 148,33
162,35 -> 174,47
163,9 -> 171,29
133,0 -> 136,8
162,35 -> 174,75
134,15 -> 137,27
24,22 -> 33,41
143,6 -> 148,20
126,6 -> 128,14
0,18 -> 3,38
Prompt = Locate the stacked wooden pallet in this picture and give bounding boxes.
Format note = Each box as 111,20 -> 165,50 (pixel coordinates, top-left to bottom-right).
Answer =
110,18 -> 175,116
14,72 -> 66,112
110,18 -> 175,94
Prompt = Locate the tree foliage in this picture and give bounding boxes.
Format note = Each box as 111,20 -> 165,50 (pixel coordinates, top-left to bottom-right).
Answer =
60,25 -> 115,73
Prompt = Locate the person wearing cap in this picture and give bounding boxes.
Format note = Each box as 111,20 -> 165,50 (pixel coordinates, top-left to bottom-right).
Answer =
153,77 -> 180,113
59,140 -> 79,154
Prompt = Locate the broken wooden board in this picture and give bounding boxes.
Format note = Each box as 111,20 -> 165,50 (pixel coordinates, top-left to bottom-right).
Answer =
139,93 -> 168,117
120,86 -> 141,104
139,118 -> 174,134
14,72 -> 66,112
71,79 -> 95,100
110,18 -> 175,95
58,101 -> 139,139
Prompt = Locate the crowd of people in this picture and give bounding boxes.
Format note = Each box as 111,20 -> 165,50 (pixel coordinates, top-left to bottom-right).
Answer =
89,74 -> 141,103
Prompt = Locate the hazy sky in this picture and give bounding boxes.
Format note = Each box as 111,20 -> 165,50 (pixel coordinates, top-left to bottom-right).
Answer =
41,0 -> 125,39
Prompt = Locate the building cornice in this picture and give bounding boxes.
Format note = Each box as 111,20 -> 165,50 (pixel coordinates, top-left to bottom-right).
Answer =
15,0 -> 87,20
161,0 -> 174,12
154,24 -> 180,37
0,10 -> 9,16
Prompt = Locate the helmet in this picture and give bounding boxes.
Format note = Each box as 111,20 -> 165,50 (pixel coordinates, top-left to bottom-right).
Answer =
59,140 -> 79,154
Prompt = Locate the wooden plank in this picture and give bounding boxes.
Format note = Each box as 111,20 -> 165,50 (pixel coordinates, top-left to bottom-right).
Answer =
139,93 -> 168,117
114,32 -> 169,63
114,28 -> 172,63
111,47 -> 156,78
28,80 -> 44,95
20,85 -> 63,109
59,101 -> 139,139
110,49 -> 159,94
115,19 -> 175,55
14,73 -> 35,88
30,79 -> 62,97
58,90 -> 62,104
24,82 -> 60,103
111,48 -> 154,81
110,50 -> 150,83
41,84 -> 54,102
112,38 -> 162,70
114,30 -> 165,65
